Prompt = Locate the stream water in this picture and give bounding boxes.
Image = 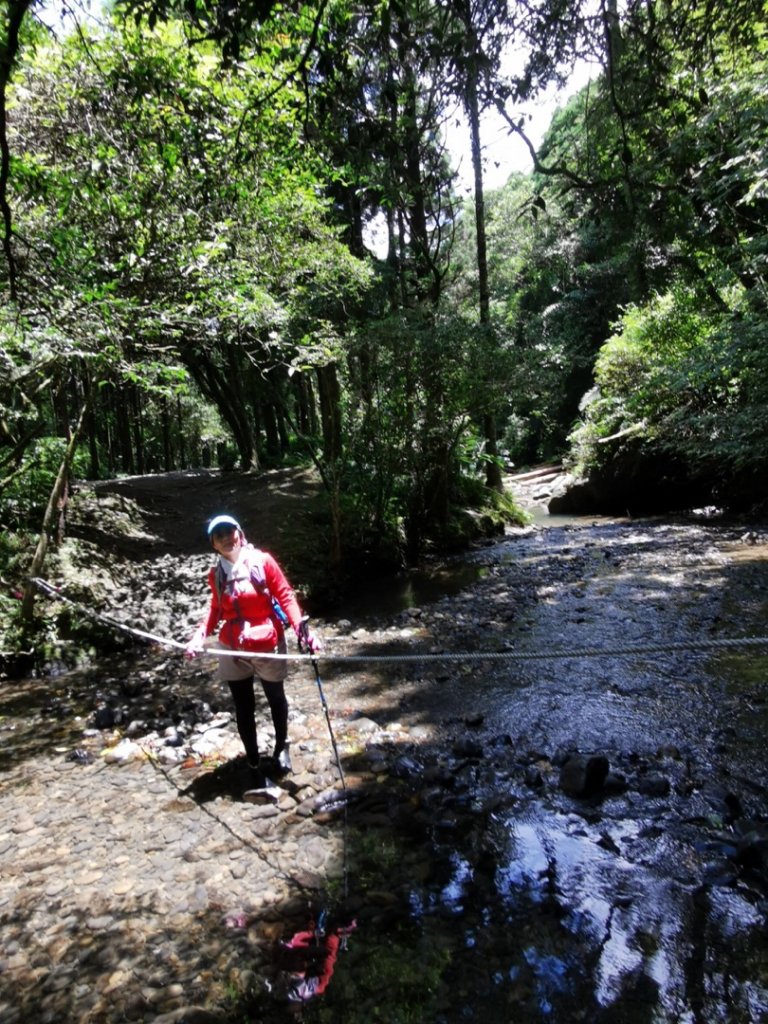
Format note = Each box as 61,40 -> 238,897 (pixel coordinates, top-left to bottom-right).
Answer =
298,511 -> 768,1024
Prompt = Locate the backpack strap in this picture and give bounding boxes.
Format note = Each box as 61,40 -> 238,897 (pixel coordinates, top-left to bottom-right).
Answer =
212,547 -> 288,626
248,548 -> 289,625
212,546 -> 265,600
246,548 -> 268,591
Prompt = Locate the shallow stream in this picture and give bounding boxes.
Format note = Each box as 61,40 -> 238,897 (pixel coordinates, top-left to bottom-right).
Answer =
297,511 -> 768,1023
3,496 -> 768,1023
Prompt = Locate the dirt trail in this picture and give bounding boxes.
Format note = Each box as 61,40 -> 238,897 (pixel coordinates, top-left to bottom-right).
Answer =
78,466 -> 325,575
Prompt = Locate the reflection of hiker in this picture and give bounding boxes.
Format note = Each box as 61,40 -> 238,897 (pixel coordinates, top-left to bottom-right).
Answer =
274,917 -> 357,1003
184,514 -> 320,786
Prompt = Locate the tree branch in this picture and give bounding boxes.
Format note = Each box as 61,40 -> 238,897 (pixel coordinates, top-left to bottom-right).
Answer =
493,100 -> 598,190
21,396 -> 92,620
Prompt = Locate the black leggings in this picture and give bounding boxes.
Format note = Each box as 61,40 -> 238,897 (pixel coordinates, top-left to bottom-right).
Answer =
227,677 -> 289,765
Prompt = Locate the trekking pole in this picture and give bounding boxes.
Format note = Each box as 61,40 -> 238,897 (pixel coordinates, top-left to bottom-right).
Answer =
298,616 -> 347,796
298,616 -> 349,898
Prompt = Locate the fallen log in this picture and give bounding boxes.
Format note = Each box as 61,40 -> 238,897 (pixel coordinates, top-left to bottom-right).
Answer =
506,464 -> 563,483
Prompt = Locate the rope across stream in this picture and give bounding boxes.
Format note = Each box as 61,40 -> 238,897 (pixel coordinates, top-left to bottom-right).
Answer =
29,575 -> 768,906
30,577 -> 768,664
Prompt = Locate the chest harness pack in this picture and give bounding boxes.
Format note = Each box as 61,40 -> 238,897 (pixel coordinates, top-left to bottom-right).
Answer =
213,548 -> 289,628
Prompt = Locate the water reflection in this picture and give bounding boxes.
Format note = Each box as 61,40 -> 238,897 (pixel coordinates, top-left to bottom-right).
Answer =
387,800 -> 768,1021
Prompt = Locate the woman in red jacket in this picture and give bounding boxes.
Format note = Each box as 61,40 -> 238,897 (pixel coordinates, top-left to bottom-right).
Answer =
185,514 -> 320,786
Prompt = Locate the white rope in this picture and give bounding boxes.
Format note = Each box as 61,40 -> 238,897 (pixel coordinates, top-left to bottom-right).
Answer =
30,577 -> 768,664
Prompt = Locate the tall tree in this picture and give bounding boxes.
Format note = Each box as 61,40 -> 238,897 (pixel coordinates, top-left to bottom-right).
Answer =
0,0 -> 35,300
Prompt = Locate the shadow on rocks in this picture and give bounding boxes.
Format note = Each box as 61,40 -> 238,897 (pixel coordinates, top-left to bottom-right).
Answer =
179,758 -> 254,804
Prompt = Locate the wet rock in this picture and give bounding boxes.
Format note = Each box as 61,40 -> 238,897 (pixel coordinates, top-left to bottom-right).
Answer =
451,764 -> 476,791
636,773 -> 671,798
119,678 -> 146,698
434,815 -> 462,834
603,771 -> 628,795
490,733 -> 515,749
452,738 -> 484,759
597,833 -> 621,855
394,808 -> 432,840
390,756 -> 422,780
364,749 -> 389,772
656,744 -> 682,760
559,755 -> 610,797
701,784 -> 743,823
524,765 -> 544,789
93,707 -> 116,729
42,700 -> 73,720
152,1009 -> 225,1024
734,821 -> 768,878
702,862 -> 739,887
422,764 -> 455,787
312,788 -> 348,814
66,749 -> 95,765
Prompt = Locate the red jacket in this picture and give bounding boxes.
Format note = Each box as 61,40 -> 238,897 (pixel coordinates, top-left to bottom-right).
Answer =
196,545 -> 303,651
284,931 -> 341,998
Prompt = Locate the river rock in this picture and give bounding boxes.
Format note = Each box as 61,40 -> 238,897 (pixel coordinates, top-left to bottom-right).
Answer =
636,772 -> 671,797
452,737 -> 484,759
152,1009 -> 225,1024
102,739 -> 143,764
559,754 -> 609,797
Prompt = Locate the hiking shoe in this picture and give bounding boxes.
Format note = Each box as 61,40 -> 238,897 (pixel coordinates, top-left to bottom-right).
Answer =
274,745 -> 292,776
248,766 -> 267,789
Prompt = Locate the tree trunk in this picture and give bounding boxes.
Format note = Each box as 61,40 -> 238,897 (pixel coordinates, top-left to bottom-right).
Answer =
294,373 -> 315,435
176,394 -> 186,468
114,384 -> 135,474
131,385 -> 145,474
83,371 -> 100,479
184,352 -> 255,470
275,401 -> 289,453
316,363 -> 342,464
262,401 -> 280,462
466,44 -> 503,493
21,400 -> 91,620
0,0 -> 32,302
161,396 -> 172,471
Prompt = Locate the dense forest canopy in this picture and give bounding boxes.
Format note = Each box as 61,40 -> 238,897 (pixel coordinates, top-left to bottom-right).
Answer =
1,0 -> 767,640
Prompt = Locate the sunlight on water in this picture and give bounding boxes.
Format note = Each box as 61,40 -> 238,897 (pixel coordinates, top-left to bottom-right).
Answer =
440,851 -> 474,914
494,809 -> 716,1016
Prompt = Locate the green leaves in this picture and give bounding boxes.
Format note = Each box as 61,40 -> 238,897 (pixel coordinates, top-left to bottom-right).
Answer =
570,282 -> 768,487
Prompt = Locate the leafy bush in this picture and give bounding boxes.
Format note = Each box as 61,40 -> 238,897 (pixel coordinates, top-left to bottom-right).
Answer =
569,285 -> 768,505
1,436 -> 91,530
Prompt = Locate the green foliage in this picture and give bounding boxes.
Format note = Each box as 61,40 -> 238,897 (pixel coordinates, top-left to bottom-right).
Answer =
4,15 -> 372,484
569,284 -> 768,496
452,172 -> 632,465
335,307 -> 522,565
456,2 -> 768,493
2,435 -> 79,523
1,0 -> 765,629
0,527 -> 31,664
